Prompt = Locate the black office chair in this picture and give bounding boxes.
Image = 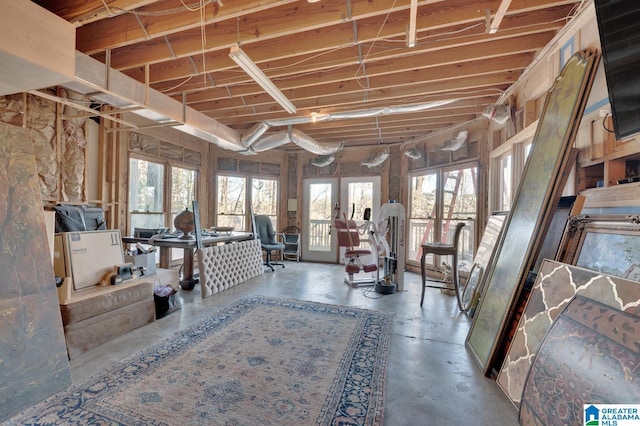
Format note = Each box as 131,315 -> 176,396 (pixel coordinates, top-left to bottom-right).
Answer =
254,215 -> 285,271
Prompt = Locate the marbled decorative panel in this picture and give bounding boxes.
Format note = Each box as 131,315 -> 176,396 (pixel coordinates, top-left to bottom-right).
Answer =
519,296 -> 640,425
497,259 -> 640,406
0,123 -> 71,421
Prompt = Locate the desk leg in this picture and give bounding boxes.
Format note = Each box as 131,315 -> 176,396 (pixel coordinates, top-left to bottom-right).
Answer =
158,247 -> 171,269
179,247 -> 198,290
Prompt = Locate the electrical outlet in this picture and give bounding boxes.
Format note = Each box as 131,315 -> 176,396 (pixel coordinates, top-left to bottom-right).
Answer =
599,109 -> 610,117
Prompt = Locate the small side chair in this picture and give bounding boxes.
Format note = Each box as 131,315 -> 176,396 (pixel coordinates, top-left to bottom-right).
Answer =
420,222 -> 466,310
280,225 -> 301,262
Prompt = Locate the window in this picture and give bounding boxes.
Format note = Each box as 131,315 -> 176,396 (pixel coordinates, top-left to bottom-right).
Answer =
128,156 -> 199,264
216,175 -> 246,230
128,158 -> 165,230
216,174 -> 280,232
498,152 -> 512,211
307,182 -> 333,252
170,166 -> 197,261
251,178 -> 278,231
490,135 -> 534,213
347,181 -> 373,222
408,171 -> 437,263
408,165 -> 477,270
170,166 -> 197,218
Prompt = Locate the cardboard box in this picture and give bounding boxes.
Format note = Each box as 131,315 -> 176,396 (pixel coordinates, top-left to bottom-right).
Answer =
125,252 -> 157,275
54,230 -> 125,303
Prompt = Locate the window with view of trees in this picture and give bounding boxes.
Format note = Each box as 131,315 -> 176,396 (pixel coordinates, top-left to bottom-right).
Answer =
252,178 -> 278,231
308,182 -> 333,252
129,158 -> 165,231
216,175 -> 246,230
216,175 -> 279,232
171,166 -> 197,219
128,157 -> 198,263
408,165 -> 477,270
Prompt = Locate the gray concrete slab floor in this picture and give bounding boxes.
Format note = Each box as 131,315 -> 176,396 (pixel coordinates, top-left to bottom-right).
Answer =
70,261 -> 519,425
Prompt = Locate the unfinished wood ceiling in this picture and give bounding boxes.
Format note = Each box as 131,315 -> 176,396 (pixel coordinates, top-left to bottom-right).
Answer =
35,0 -> 585,151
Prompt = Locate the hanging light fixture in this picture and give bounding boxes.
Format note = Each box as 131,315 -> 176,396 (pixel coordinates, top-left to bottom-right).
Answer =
229,45 -> 297,114
407,0 -> 418,48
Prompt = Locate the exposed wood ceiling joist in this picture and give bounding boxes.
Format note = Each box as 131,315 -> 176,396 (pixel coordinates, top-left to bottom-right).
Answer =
36,0 -> 587,151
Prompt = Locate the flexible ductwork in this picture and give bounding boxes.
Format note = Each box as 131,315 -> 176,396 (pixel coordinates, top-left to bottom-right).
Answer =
249,128 -> 344,154
310,155 -> 335,167
438,128 -> 469,151
362,148 -> 390,167
241,99 -> 456,150
60,51 -> 246,152
403,147 -> 424,160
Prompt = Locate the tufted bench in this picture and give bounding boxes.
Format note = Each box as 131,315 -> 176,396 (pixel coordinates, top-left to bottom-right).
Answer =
59,279 -> 155,359
197,239 -> 263,298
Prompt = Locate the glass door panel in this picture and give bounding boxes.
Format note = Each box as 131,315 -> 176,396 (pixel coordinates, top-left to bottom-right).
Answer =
302,179 -> 338,263
339,177 -> 380,264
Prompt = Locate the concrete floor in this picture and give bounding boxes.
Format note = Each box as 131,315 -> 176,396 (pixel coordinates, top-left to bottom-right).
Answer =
70,261 -> 519,425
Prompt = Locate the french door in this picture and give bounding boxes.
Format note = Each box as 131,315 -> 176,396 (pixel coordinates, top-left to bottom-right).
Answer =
302,176 -> 381,263
302,178 -> 338,263
339,177 -> 381,264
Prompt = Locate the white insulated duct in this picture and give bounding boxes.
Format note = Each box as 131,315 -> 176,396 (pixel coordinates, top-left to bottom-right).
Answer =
249,128 -> 344,154
362,148 -> 390,167
61,52 -> 245,152
240,99 -> 457,150
438,128 -> 469,151
310,155 -> 335,167
403,147 -> 424,160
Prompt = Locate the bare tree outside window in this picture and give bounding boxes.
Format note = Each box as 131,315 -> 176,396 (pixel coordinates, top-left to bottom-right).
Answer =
216,175 -> 246,230
252,178 -> 278,231
128,158 -> 165,231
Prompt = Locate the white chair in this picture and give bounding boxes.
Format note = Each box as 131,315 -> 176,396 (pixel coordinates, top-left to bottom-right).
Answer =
279,225 -> 301,262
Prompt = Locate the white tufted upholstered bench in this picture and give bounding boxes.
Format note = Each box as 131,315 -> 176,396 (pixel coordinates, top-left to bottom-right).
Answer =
197,239 -> 263,298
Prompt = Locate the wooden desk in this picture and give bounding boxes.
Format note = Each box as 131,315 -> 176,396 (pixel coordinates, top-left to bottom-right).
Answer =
123,232 -> 254,290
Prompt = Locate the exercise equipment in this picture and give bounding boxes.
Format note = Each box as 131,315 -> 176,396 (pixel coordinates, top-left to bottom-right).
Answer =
334,201 -> 406,293
374,201 -> 406,294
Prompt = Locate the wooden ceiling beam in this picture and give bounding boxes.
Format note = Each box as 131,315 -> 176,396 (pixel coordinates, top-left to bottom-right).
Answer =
39,0 -> 159,25
132,4 -> 570,88
94,0 -> 574,71
76,0 -> 299,52
184,50 -> 536,108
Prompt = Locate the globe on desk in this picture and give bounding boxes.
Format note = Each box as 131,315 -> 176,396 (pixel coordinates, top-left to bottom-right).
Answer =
174,208 -> 195,239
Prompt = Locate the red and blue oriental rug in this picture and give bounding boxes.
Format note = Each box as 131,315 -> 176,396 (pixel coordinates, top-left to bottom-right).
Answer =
9,295 -> 393,425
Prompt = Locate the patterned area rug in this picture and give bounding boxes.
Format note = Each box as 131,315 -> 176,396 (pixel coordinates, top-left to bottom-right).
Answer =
9,295 -> 393,425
